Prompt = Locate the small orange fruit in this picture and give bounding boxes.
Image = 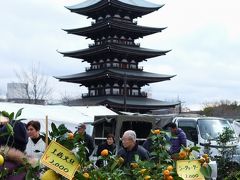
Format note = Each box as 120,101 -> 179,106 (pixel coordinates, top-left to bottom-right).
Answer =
179,151 -> 187,159
130,162 -> 139,169
83,172 -> 90,179
199,157 -> 205,164
140,168 -> 147,175
144,175 -> 151,180
41,169 -> 59,180
163,169 -> 170,176
117,157 -> 124,164
202,154 -> 208,158
67,132 -> 74,140
167,165 -> 173,171
166,175 -> 174,180
154,129 -> 161,134
100,149 -> 109,157
205,157 -> 210,163
0,154 -> 4,166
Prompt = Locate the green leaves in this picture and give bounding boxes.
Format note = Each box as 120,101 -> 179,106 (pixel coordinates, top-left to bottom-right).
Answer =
5,123 -> 14,136
0,108 -> 24,121
217,127 -> 234,145
15,108 -> 23,119
50,123 -> 69,138
50,122 -> 58,137
0,109 -> 24,138
200,164 -> 212,179
215,127 -> 237,179
190,146 -> 200,152
49,123 -> 74,150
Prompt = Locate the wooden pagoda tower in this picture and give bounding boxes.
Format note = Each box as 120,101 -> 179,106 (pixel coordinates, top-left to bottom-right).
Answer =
56,0 -> 179,113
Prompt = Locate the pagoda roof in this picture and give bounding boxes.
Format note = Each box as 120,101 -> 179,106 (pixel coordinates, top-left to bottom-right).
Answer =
81,95 -> 180,109
58,44 -> 170,60
55,68 -> 175,85
66,0 -> 163,18
64,19 -> 166,39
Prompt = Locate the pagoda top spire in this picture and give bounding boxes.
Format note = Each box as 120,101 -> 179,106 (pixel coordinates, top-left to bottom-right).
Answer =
65,0 -> 163,18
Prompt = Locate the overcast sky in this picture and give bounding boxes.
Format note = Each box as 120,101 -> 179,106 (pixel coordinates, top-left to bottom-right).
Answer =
0,0 -> 239,110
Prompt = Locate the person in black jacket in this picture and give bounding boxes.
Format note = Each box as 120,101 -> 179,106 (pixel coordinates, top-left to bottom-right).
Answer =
77,123 -> 94,161
0,117 -> 28,152
142,138 -> 152,152
0,115 -> 32,180
96,133 -> 116,167
117,130 -> 149,167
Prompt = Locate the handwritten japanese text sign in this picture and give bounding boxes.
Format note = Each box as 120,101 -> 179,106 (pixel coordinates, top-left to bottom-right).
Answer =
176,160 -> 205,180
40,141 -> 80,180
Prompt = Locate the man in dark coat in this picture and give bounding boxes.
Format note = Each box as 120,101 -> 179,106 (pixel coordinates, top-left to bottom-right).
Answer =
168,122 -> 187,154
117,130 -> 149,167
142,138 -> 152,152
77,123 -> 94,161
0,118 -> 28,151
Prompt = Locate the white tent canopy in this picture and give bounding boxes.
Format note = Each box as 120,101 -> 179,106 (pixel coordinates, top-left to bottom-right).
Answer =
0,102 -> 118,134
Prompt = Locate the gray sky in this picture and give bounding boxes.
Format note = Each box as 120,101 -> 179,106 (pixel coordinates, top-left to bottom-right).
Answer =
0,0 -> 239,110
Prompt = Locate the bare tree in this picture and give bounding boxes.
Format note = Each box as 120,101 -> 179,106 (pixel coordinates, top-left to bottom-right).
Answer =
60,91 -> 82,106
14,63 -> 52,104
202,100 -> 240,118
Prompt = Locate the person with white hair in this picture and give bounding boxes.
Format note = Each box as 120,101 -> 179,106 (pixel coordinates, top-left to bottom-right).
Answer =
117,130 -> 149,166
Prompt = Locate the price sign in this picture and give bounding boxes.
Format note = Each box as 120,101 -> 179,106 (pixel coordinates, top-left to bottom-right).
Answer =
40,141 -> 80,180
176,160 -> 205,180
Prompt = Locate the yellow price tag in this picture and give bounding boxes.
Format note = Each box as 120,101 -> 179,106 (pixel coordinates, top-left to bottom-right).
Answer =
40,141 -> 80,180
176,160 -> 205,180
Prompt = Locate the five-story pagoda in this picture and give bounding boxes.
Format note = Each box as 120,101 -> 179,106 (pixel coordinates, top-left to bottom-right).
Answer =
55,0 -> 179,113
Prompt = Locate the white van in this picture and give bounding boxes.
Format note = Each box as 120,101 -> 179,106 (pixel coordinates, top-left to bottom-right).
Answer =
172,116 -> 239,179
173,116 -> 239,156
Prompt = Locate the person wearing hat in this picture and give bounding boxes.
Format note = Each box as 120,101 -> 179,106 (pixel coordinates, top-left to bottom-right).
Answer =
77,123 -> 94,161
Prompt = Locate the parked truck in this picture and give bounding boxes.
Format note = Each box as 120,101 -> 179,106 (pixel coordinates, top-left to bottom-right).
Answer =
92,114 -> 159,152
171,115 -> 240,179
172,116 -> 239,155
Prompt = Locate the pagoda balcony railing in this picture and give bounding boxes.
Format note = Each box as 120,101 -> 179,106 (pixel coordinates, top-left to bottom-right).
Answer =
112,17 -> 134,24
85,65 -> 143,71
97,17 -> 134,23
93,17 -> 135,25
82,91 -> 147,98
89,40 -> 140,47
